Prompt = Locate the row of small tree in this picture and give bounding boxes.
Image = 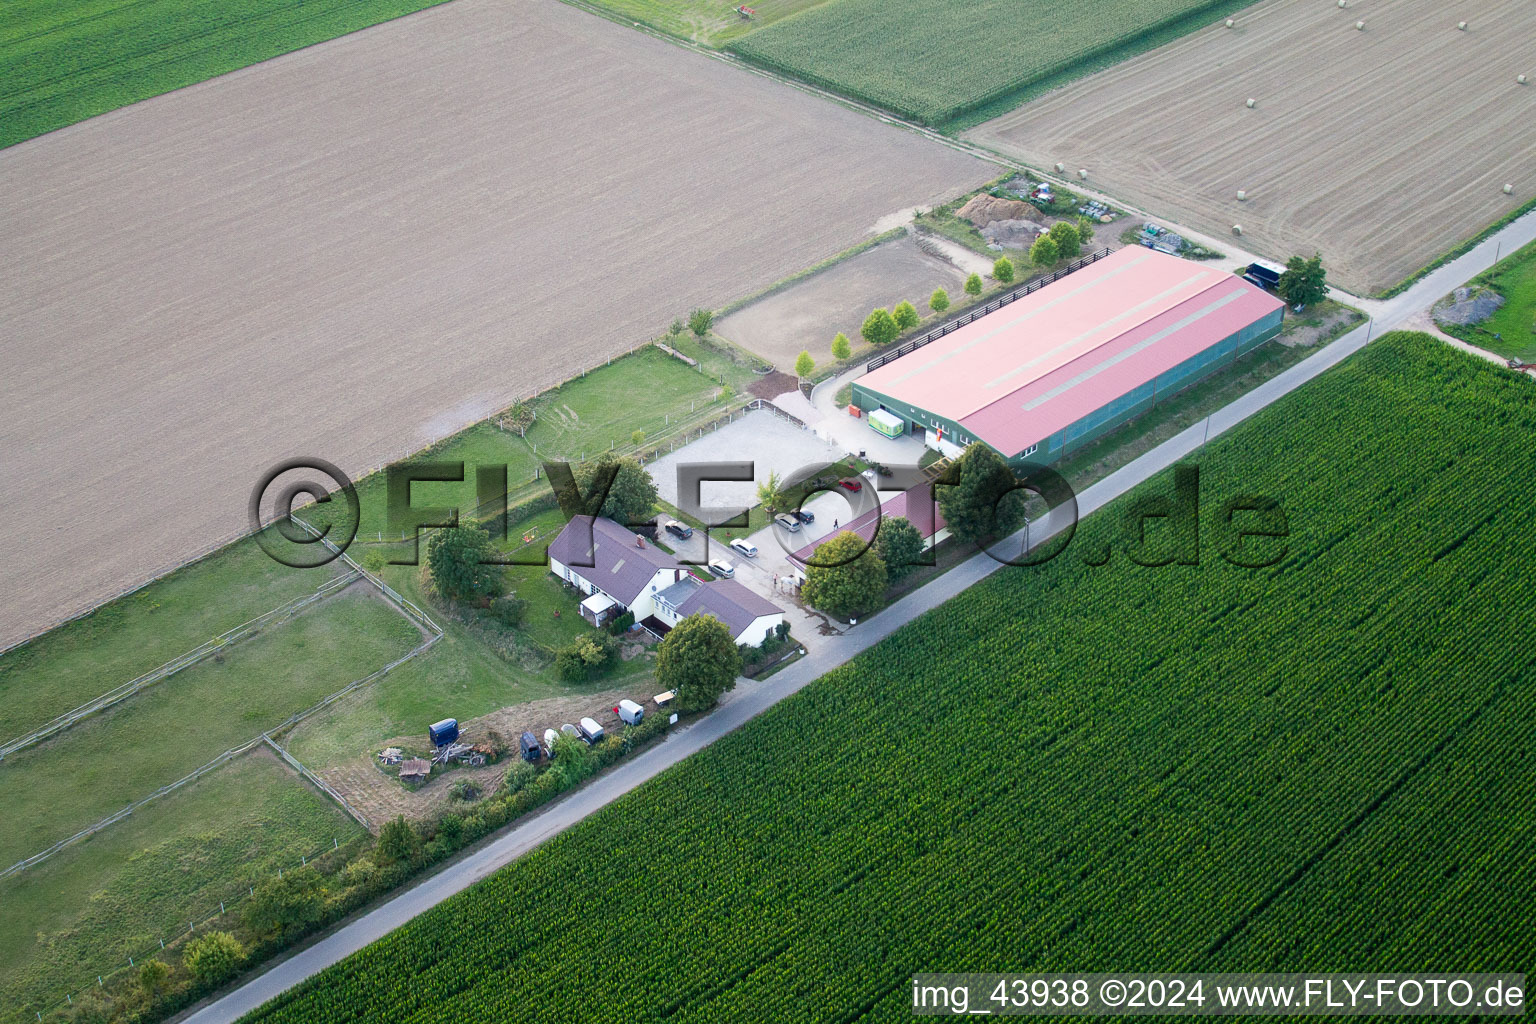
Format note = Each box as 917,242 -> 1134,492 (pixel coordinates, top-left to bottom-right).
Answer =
1029,217 -> 1096,269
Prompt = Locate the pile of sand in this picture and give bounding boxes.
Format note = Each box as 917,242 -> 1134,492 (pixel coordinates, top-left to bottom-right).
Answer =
956,194 -> 1042,228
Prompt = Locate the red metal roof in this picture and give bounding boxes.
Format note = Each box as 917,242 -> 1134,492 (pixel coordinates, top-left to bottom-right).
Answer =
857,248 -> 1284,457
788,483 -> 945,567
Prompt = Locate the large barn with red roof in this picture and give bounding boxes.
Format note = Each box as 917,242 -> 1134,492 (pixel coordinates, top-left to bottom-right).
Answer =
850,247 -> 1285,464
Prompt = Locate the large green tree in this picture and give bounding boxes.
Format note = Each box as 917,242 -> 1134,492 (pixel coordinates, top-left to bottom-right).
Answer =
875,515 -> 925,582
657,614 -> 742,712
426,524 -> 501,602
802,530 -> 887,620
1048,219 -> 1082,259
575,454 -> 658,526
1029,233 -> 1060,267
892,300 -> 921,331
861,307 -> 899,347
937,442 -> 1028,546
1278,253 -> 1329,309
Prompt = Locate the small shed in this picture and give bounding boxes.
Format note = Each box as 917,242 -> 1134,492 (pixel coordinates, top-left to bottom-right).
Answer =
579,592 -> 619,627
867,408 -> 905,439
399,758 -> 431,782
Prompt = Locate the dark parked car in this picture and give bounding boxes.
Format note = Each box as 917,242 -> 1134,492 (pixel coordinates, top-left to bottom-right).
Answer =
519,731 -> 542,762
793,508 -> 815,524
664,519 -> 694,540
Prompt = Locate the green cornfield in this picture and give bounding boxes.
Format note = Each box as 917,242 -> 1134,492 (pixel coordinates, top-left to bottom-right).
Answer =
242,333 -> 1536,1022
732,0 -> 1255,125
0,0 -> 450,150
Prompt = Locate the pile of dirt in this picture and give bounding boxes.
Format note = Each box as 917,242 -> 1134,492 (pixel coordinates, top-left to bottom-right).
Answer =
748,370 -> 799,399
1433,286 -> 1505,327
956,194 -> 1042,228
981,218 -> 1045,249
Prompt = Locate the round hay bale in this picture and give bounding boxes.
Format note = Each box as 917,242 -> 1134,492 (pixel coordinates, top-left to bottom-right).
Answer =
1246,98 -> 1256,108
1225,18 -> 1235,28
1505,184 -> 1516,195
1457,21 -> 1467,30
1055,161 -> 1065,172
1078,168 -> 1088,180
1356,20 -> 1365,30
1233,224 -> 1243,235
1237,189 -> 1248,201
1337,0 -> 1346,7
1519,74 -> 1529,85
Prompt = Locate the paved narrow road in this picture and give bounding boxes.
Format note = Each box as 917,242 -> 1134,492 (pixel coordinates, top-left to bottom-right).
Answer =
180,208 -> 1536,1024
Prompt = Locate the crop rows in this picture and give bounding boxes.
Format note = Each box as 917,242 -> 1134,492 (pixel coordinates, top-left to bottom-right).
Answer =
243,333 -> 1535,1022
731,0 -> 1249,125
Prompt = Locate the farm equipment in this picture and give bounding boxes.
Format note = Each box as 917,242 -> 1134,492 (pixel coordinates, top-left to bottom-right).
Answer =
735,4 -> 755,18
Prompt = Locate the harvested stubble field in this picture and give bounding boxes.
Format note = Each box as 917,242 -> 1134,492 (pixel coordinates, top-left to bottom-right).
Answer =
0,0 -> 988,652
965,0 -> 1536,295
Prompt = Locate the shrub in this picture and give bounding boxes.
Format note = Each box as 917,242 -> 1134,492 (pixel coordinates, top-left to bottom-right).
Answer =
375,815 -> 420,866
438,813 -> 464,843
607,610 -> 636,635
183,931 -> 245,985
138,959 -> 170,994
449,779 -> 481,803
992,257 -> 1015,283
243,867 -> 324,940
504,760 -> 539,794
1076,215 -> 1096,244
426,524 -> 501,602
1029,234 -> 1060,267
491,594 -> 526,627
555,633 -> 619,681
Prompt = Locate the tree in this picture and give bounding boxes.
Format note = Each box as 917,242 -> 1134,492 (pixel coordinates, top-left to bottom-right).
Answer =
992,257 -> 1015,283
937,442 -> 1028,547
183,932 -> 245,985
1278,253 -> 1329,309
929,288 -> 950,313
361,549 -> 386,574
1076,215 -> 1096,245
426,524 -> 501,602
138,959 -> 170,994
860,307 -> 899,347
1029,233 -> 1060,267
669,317 -> 685,338
794,350 -> 816,380
657,614 -> 742,712
687,308 -> 714,338
802,531 -> 887,619
555,633 -> 617,681
575,454 -> 658,525
756,469 -> 785,512
244,866 -> 325,940
831,332 -> 852,360
875,516 -> 925,582
964,272 -> 983,296
893,300 -> 921,331
375,815 -> 420,866
630,428 -> 645,447
1048,220 -> 1082,259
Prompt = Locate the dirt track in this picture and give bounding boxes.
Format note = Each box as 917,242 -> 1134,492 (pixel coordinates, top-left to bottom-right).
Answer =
966,0 -> 1536,295
0,0 -> 987,650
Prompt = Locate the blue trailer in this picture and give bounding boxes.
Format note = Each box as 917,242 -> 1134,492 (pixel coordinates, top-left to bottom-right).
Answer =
428,718 -> 459,747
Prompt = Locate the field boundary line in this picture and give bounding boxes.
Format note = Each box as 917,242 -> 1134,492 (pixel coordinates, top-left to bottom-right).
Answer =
262,736 -> 371,831
0,527 -> 441,879
0,571 -> 360,762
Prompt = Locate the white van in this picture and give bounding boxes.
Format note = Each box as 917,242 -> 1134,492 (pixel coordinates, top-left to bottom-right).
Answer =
617,699 -> 645,725
729,538 -> 758,558
578,717 -> 605,744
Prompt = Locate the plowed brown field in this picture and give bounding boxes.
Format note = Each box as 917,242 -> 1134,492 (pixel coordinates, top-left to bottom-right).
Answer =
0,0 -> 987,649
966,0 -> 1536,295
